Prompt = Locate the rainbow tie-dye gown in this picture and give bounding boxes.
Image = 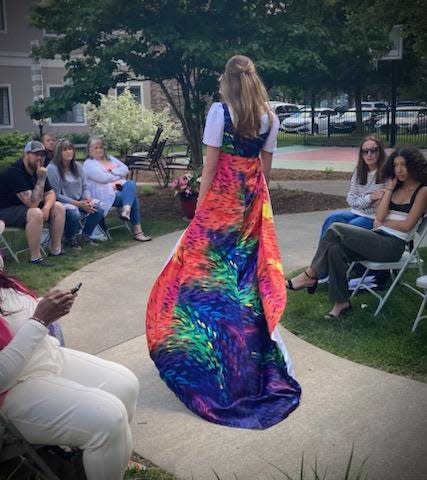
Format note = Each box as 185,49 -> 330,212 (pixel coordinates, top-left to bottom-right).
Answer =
146,104 -> 301,429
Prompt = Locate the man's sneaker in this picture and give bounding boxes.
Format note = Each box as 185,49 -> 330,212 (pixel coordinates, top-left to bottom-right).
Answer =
29,257 -> 52,267
64,238 -> 82,250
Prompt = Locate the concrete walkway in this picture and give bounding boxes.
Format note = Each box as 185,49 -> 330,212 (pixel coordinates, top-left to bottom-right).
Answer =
57,198 -> 427,479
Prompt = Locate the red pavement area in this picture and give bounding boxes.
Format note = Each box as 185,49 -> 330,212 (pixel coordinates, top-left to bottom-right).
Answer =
275,147 -> 357,164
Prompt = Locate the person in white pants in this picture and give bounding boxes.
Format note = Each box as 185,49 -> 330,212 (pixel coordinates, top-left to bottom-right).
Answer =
0,270 -> 140,480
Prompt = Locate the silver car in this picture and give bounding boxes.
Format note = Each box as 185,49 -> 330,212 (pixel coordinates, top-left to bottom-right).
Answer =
375,107 -> 427,134
281,108 -> 338,134
333,108 -> 385,133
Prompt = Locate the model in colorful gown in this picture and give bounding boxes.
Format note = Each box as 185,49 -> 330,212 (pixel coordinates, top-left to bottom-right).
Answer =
146,55 -> 301,429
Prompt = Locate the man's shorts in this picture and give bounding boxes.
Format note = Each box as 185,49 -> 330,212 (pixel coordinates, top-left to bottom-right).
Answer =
0,205 -> 29,229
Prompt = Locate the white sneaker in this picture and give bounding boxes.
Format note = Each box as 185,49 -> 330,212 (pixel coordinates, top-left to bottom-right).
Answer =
318,276 -> 329,285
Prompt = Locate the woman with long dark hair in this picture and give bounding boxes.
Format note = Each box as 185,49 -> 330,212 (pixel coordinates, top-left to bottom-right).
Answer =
288,147 -> 427,319
47,139 -> 104,247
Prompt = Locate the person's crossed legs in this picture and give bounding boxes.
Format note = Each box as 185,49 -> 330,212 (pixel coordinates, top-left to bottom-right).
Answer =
2,348 -> 139,480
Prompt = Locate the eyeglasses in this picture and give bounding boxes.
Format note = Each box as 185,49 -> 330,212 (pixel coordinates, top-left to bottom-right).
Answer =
361,147 -> 380,155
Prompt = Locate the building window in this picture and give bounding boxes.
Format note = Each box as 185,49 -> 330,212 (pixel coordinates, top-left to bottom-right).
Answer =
117,84 -> 143,105
48,86 -> 85,125
0,0 -> 6,33
0,86 -> 12,127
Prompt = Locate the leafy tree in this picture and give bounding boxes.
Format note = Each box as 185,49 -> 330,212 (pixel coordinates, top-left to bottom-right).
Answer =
257,1 -> 391,130
29,0 -> 287,167
87,89 -> 181,156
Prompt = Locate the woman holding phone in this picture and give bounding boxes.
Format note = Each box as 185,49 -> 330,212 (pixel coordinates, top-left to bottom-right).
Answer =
0,269 -> 139,480
84,136 -> 151,242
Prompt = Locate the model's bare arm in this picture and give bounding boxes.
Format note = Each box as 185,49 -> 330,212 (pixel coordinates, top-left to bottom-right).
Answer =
260,150 -> 273,185
197,146 -> 220,207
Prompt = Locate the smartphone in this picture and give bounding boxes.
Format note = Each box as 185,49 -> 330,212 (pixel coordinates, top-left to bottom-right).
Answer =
70,282 -> 83,294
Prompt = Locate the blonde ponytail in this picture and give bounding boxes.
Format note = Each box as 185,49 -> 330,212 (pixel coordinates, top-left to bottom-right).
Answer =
219,55 -> 272,139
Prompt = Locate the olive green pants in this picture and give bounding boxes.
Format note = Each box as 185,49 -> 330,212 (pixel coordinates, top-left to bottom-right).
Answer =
311,223 -> 406,303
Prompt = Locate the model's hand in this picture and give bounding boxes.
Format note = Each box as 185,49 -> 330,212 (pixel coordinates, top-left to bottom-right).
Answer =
33,289 -> 76,325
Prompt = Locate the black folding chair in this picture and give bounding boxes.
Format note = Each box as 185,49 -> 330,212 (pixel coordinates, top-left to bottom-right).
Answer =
163,144 -> 194,186
0,410 -> 87,479
0,410 -> 59,480
126,126 -> 163,163
128,138 -> 167,186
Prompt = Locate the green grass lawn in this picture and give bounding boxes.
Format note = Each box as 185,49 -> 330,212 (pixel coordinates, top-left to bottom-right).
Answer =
2,216 -> 187,294
283,252 -> 427,383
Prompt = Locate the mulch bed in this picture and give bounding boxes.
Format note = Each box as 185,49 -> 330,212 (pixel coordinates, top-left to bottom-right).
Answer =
271,169 -> 351,181
139,168 -> 348,220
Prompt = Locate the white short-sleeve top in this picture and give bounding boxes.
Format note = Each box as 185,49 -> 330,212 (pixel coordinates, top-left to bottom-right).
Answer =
202,102 -> 280,153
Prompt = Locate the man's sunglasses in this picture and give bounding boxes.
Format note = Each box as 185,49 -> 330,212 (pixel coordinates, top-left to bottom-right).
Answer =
361,147 -> 380,155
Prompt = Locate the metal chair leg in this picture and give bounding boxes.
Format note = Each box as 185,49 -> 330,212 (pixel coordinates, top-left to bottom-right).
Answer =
412,292 -> 427,332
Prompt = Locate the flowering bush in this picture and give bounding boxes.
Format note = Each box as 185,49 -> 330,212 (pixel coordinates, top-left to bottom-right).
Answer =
88,89 -> 181,155
171,173 -> 201,199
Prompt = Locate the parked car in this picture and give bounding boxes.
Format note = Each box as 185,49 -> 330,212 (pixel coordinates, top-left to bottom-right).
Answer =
375,107 -> 427,135
397,100 -> 424,107
268,101 -> 301,122
361,101 -> 389,111
333,108 -> 385,133
281,108 -> 338,134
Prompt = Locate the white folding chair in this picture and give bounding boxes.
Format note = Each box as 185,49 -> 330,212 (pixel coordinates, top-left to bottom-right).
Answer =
412,275 -> 427,332
0,220 -> 47,263
348,216 -> 427,316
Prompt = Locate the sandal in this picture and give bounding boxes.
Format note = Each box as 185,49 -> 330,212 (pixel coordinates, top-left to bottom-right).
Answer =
134,232 -> 152,242
325,302 -> 352,319
287,270 -> 318,294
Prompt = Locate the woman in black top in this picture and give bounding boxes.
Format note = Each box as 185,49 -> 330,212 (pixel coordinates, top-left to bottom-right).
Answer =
287,147 -> 427,318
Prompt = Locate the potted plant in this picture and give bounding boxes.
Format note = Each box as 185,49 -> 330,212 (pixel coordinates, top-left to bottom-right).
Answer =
171,173 -> 201,219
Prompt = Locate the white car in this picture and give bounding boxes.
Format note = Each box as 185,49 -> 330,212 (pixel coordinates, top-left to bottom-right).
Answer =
361,101 -> 389,111
375,107 -> 427,135
268,101 -> 300,123
280,108 -> 338,134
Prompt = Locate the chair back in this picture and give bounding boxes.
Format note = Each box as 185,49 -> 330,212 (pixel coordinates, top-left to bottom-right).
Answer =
412,216 -> 427,251
150,138 -> 167,166
147,127 -> 163,157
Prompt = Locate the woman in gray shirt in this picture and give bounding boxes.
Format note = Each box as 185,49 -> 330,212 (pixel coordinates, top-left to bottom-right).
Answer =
47,139 -> 104,248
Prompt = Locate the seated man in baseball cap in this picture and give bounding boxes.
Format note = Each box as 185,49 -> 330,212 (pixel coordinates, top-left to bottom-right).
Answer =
0,141 -> 65,266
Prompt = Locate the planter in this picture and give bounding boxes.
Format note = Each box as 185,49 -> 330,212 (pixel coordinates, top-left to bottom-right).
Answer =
180,194 -> 198,220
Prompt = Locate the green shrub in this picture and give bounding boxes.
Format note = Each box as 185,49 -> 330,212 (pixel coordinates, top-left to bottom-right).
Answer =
0,131 -> 33,167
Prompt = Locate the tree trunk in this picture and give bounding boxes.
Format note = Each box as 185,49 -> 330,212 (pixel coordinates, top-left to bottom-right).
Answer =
158,78 -> 204,169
